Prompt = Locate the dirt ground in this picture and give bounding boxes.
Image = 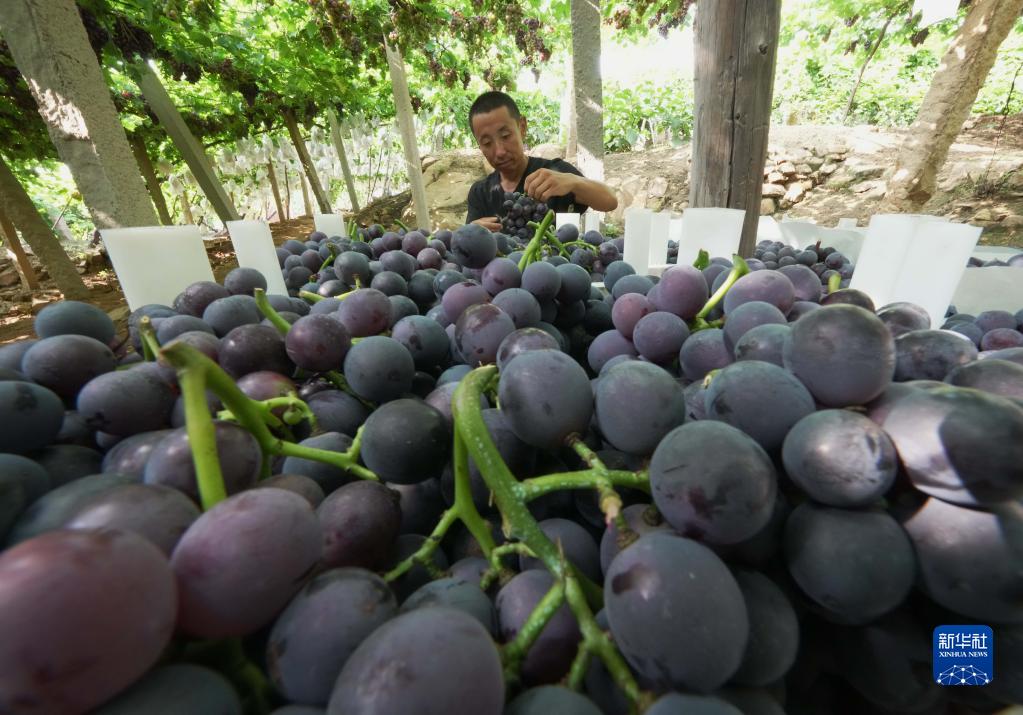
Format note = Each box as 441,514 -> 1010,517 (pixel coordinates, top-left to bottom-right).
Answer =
0,216 -> 316,345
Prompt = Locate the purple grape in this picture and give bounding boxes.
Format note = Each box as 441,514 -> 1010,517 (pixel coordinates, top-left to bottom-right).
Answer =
785,502 -> 914,624
604,533 -> 748,692
452,225 -> 497,268
255,474 -> 326,507
360,398 -> 450,484
783,305 -> 895,407
318,481 -> 402,570
649,421 -> 777,544
143,421 -> 261,502
981,327 -> 1023,351
778,264 -> 823,303
882,385 -> 1023,506
76,366 -> 176,436
335,288 -> 391,338
34,300 -> 115,343
172,489 -> 321,638
722,271 -> 795,316
877,301 -> 931,337
781,409 -> 897,507
722,301 -> 787,353
679,328 -> 733,381
0,381 -> 67,454
0,529 -> 177,714
704,360 -> 816,452
22,334 -> 117,402
284,314 -> 352,373
455,303 -> 516,366
328,607 -> 504,714
586,329 -> 639,373
342,336 -> 415,403
632,311 -> 689,365
203,294 -> 262,336
733,323 -> 790,366
224,266 -> 268,296
595,361 -> 685,456
496,328 -> 560,371
64,483 -> 200,556
441,281 -> 490,323
498,349 -> 593,450
497,570 -> 582,685
893,329 -> 977,381
268,568 -> 397,706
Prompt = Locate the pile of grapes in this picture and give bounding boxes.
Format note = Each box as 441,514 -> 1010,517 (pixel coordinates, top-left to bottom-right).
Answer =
0,218 -> 1021,715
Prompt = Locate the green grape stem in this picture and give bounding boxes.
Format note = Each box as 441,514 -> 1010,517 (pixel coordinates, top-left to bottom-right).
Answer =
452,367 -> 644,703
517,210 -> 556,271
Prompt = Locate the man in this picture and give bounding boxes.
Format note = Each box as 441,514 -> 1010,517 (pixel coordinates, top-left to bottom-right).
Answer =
466,91 -> 618,231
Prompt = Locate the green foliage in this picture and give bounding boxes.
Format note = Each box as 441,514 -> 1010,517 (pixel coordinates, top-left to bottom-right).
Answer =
603,79 -> 693,153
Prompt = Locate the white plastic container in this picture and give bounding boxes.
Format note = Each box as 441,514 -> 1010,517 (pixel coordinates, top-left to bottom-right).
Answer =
647,211 -> 673,270
623,207 -> 653,275
226,220 -> 289,296
675,207 -> 746,266
314,213 -> 347,238
555,213 -> 581,232
100,225 -> 215,312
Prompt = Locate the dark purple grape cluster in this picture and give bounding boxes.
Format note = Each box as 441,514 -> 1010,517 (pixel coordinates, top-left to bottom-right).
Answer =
2,217 -> 1023,715
500,191 -> 548,241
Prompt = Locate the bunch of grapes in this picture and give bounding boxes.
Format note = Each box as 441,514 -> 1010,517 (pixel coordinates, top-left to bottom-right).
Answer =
500,191 -> 548,241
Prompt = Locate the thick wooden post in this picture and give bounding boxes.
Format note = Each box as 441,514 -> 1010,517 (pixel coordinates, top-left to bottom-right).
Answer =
326,108 -> 360,212
689,0 -> 781,257
266,161 -> 285,222
571,0 -> 605,182
0,155 -> 87,298
1,0 -> 158,228
0,204 -> 40,289
384,37 -> 430,231
132,62 -> 240,224
283,109 -> 332,214
129,134 -> 173,225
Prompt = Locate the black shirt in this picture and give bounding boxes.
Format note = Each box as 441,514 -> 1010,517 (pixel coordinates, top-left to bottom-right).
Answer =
465,156 -> 589,223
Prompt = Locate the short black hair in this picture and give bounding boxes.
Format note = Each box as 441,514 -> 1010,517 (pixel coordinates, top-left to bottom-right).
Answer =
468,91 -> 521,136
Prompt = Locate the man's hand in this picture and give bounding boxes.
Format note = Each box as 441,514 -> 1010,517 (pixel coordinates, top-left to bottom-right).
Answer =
523,169 -> 578,203
472,216 -> 502,232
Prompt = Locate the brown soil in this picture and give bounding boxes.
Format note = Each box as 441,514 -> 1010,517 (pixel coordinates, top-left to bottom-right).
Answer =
0,216 -> 314,346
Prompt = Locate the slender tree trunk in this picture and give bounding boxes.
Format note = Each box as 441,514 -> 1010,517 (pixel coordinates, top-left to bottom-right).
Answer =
0,155 -> 88,298
571,0 -> 605,182
129,134 -> 173,225
132,62 -> 239,224
266,161 -> 285,222
880,0 -> 1023,211
384,37 -> 430,230
299,169 -> 312,217
0,204 -> 40,289
326,108 -> 361,212
283,109 -> 332,214
689,0 -> 782,257
563,72 -> 578,162
1,0 -> 158,228
178,184 -> 195,225
842,10 -> 898,122
282,165 -> 292,220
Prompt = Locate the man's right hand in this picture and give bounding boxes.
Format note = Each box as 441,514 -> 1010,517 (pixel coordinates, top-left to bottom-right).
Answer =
472,216 -> 502,232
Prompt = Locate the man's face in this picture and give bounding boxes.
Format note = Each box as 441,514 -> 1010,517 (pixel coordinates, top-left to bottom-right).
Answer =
471,106 -> 528,175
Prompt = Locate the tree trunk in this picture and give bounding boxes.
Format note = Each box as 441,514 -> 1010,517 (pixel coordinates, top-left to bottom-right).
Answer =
1,0 -> 158,228
129,134 -> 173,225
0,155 -> 88,298
689,0 -> 782,257
571,0 -> 605,182
384,37 -> 431,230
326,108 -> 361,212
0,204 -> 40,289
299,169 -> 312,217
132,62 -> 239,224
880,0 -> 1023,211
283,109 -> 332,214
282,165 -> 292,220
562,72 -> 578,163
266,161 -> 285,222
177,183 -> 195,225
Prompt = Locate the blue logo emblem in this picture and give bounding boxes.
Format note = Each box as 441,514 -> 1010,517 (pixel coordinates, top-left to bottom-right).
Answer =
933,625 -> 994,686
